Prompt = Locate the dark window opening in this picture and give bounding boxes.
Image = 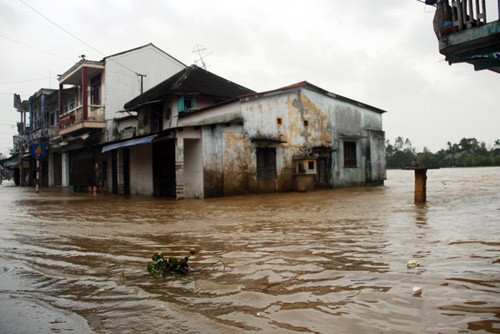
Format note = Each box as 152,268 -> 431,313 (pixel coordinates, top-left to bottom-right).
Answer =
151,104 -> 163,132
277,117 -> 282,125
257,147 -> 277,179
177,96 -> 196,112
303,120 -> 309,127
343,141 -> 357,168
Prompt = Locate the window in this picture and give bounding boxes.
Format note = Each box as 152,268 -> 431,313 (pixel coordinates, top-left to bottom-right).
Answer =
343,141 -> 357,168
151,104 -> 163,132
177,96 -> 196,112
65,100 -> 75,113
303,120 -> 309,127
256,147 -> 277,179
277,117 -> 282,125
90,74 -> 101,105
308,160 -> 315,170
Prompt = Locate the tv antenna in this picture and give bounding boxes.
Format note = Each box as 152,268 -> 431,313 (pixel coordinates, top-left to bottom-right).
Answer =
192,44 -> 212,70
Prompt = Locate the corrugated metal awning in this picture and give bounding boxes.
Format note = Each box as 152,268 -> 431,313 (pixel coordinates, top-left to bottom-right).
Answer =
101,134 -> 158,153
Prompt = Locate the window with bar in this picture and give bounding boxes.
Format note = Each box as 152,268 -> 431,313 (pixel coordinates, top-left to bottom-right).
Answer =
343,141 -> 357,168
256,147 -> 277,179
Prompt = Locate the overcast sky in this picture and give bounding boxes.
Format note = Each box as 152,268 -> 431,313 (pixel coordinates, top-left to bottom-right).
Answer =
1,0 -> 498,157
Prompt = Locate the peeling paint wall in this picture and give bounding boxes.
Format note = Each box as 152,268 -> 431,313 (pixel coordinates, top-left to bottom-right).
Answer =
240,89 -> 335,193
367,129 -> 386,183
201,125 -> 224,198
222,131 -> 251,196
298,90 -> 385,188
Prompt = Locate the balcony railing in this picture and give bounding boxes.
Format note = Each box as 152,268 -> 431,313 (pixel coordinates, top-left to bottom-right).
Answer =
451,0 -> 488,31
434,0 -> 500,72
59,104 -> 105,135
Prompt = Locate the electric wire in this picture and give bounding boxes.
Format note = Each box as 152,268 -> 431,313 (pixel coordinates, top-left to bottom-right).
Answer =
0,33 -> 75,62
0,77 -> 57,85
18,0 -> 105,58
18,0 -> 144,76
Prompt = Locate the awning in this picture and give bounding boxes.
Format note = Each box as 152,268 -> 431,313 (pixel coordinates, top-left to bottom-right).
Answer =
101,134 -> 158,153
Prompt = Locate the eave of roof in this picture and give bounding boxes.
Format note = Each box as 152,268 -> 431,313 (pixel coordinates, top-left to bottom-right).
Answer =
103,42 -> 187,68
241,81 -> 387,114
180,80 -> 388,119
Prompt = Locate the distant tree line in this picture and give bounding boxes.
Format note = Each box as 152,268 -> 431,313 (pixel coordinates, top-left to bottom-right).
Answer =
386,137 -> 500,169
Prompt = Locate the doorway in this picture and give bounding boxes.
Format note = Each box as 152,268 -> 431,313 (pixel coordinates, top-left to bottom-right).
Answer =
153,140 -> 176,197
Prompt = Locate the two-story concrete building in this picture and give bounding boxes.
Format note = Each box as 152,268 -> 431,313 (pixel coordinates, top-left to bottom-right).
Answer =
50,43 -> 186,191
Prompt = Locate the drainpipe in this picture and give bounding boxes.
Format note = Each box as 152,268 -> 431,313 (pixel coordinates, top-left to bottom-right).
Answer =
82,66 -> 88,120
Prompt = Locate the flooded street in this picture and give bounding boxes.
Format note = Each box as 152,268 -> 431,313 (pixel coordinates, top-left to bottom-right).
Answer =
0,168 -> 499,333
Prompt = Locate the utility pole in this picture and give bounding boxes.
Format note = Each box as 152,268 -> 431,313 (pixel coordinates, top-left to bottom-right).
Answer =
136,73 -> 147,94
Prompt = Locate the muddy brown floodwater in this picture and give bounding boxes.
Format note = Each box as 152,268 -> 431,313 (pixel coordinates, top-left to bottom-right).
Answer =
0,168 -> 499,333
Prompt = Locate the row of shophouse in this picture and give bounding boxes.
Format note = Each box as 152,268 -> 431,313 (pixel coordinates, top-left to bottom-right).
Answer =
6,43 -> 387,199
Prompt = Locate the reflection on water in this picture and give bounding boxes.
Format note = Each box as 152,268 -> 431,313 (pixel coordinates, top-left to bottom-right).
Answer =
0,168 -> 499,333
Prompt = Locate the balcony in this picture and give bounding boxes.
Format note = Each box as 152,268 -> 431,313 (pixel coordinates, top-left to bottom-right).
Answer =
58,59 -> 106,136
435,0 -> 500,72
59,104 -> 105,136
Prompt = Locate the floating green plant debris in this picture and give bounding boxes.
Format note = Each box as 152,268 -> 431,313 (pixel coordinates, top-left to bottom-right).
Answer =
147,252 -> 190,277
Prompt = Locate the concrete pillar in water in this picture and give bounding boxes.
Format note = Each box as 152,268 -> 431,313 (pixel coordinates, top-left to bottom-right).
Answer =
414,168 -> 427,203
403,165 -> 437,203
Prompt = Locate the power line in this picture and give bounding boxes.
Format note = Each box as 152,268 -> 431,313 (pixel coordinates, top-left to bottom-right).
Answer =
0,33 -> 75,62
18,0 -> 106,58
0,76 -> 57,85
18,0 -> 141,76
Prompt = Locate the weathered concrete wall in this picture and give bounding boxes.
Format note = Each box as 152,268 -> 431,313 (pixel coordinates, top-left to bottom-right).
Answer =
367,129 -> 386,183
129,144 -> 153,195
296,90 -> 384,188
241,94 -> 292,193
333,145 -> 366,187
201,126 -> 224,198
222,131 -> 252,196
242,91 -> 331,148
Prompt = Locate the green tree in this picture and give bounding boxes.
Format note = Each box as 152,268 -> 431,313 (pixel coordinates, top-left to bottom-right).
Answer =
386,137 -> 416,169
416,147 -> 440,168
386,137 -> 500,169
